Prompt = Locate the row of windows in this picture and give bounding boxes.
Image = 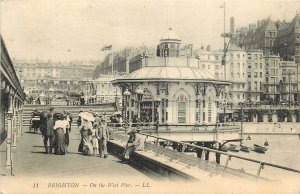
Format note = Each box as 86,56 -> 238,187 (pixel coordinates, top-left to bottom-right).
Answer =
247,63 -> 263,69
248,72 -> 263,78
282,69 -> 296,75
248,81 -> 263,91
230,62 -> 245,69
230,53 -> 246,59
230,72 -> 245,79
247,53 -> 263,60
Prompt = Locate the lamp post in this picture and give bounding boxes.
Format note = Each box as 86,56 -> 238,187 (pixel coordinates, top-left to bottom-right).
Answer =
135,87 -> 144,118
123,89 -> 131,121
238,101 -> 245,143
155,96 -> 161,137
223,100 -> 227,123
144,50 -> 148,67
224,86 -> 229,123
49,87 -> 54,107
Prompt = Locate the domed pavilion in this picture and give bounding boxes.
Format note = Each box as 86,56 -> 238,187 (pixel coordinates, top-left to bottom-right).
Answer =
112,29 -> 240,142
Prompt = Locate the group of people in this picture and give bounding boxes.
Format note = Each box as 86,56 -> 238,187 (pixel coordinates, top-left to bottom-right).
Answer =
77,111 -> 110,158
40,107 -> 72,155
109,115 -> 123,127
35,107 -> 144,163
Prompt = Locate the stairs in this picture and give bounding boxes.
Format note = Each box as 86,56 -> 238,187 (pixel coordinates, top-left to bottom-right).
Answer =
22,103 -> 117,127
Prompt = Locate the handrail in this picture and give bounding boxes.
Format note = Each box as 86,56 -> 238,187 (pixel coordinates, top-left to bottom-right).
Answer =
108,122 -> 239,127
137,132 -> 300,175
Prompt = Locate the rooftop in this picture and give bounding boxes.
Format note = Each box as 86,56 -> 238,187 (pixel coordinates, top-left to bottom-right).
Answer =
113,66 -> 230,84
160,28 -> 181,42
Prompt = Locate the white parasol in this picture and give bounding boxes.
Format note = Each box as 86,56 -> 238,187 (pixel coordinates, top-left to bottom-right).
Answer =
78,111 -> 95,122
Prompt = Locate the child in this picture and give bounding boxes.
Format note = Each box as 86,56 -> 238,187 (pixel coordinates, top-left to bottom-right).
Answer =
91,122 -> 100,156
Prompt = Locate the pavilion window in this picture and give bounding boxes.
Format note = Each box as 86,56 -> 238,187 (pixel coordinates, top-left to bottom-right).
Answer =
208,97 -> 212,123
177,95 -> 187,124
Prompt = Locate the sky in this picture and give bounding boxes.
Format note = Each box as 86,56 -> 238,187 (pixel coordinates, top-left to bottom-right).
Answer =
1,0 -> 299,61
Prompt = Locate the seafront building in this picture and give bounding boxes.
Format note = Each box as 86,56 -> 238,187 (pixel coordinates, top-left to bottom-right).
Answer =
232,13 -> 300,99
94,27 -> 300,123
13,59 -> 97,104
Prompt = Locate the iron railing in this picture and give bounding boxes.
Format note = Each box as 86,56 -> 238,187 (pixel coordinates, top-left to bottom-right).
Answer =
112,130 -> 300,180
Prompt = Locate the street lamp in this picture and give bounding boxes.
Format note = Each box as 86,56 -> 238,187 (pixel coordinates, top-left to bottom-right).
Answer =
135,87 -> 144,118
215,98 -> 221,124
238,101 -> 245,143
49,87 -> 54,107
155,96 -> 161,137
224,86 -> 229,123
123,89 -> 131,120
144,50 -> 148,67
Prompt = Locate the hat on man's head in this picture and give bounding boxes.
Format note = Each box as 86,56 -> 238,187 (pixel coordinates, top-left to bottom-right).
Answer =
47,113 -> 52,119
126,128 -> 136,134
95,116 -> 101,123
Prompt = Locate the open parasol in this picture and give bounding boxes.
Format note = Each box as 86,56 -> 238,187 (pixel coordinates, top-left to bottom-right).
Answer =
78,111 -> 95,122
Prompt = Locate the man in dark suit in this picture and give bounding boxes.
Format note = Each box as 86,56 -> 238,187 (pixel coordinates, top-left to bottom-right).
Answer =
98,118 -> 109,158
43,113 -> 55,153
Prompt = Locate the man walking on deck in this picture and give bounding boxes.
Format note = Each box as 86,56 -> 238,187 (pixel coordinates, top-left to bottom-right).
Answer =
98,118 -> 109,158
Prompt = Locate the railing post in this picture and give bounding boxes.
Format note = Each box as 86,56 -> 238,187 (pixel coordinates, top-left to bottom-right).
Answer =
12,99 -> 17,150
201,148 -> 206,159
181,143 -> 186,153
224,155 -> 231,171
6,95 -> 14,175
256,162 -> 264,179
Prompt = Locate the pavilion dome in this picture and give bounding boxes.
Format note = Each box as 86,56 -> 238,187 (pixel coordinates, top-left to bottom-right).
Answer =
125,66 -> 215,81
160,28 -> 181,42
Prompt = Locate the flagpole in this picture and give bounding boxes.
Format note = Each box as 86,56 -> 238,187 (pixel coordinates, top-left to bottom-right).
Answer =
223,1 -> 225,51
111,49 -> 114,76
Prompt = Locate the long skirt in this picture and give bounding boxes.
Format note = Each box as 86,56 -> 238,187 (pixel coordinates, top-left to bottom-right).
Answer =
65,129 -> 70,147
54,128 -> 66,155
78,129 -> 89,152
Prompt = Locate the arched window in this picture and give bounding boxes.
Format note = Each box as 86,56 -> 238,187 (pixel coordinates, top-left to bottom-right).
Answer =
177,94 -> 187,123
208,96 -> 212,123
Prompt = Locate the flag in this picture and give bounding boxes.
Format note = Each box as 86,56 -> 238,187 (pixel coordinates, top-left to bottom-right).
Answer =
101,45 -> 112,51
220,3 -> 225,8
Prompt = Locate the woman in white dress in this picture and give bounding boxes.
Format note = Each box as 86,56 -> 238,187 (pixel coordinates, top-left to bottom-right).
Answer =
53,114 -> 69,155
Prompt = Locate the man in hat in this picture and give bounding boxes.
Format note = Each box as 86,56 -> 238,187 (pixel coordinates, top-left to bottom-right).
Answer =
122,126 -> 141,163
98,117 -> 109,158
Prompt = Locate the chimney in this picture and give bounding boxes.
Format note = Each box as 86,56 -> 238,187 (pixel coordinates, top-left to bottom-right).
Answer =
257,20 -> 263,28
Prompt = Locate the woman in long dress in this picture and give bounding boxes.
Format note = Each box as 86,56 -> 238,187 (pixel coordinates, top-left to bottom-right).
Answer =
78,119 -> 92,152
53,114 -> 69,155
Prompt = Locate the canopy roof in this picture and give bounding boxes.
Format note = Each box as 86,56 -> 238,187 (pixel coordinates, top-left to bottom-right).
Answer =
113,66 -> 231,84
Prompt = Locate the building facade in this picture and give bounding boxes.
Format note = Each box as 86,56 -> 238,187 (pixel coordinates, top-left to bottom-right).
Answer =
246,50 -> 265,102
235,18 -> 277,56
13,59 -> 96,103
233,13 -> 300,100
279,60 -> 298,102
